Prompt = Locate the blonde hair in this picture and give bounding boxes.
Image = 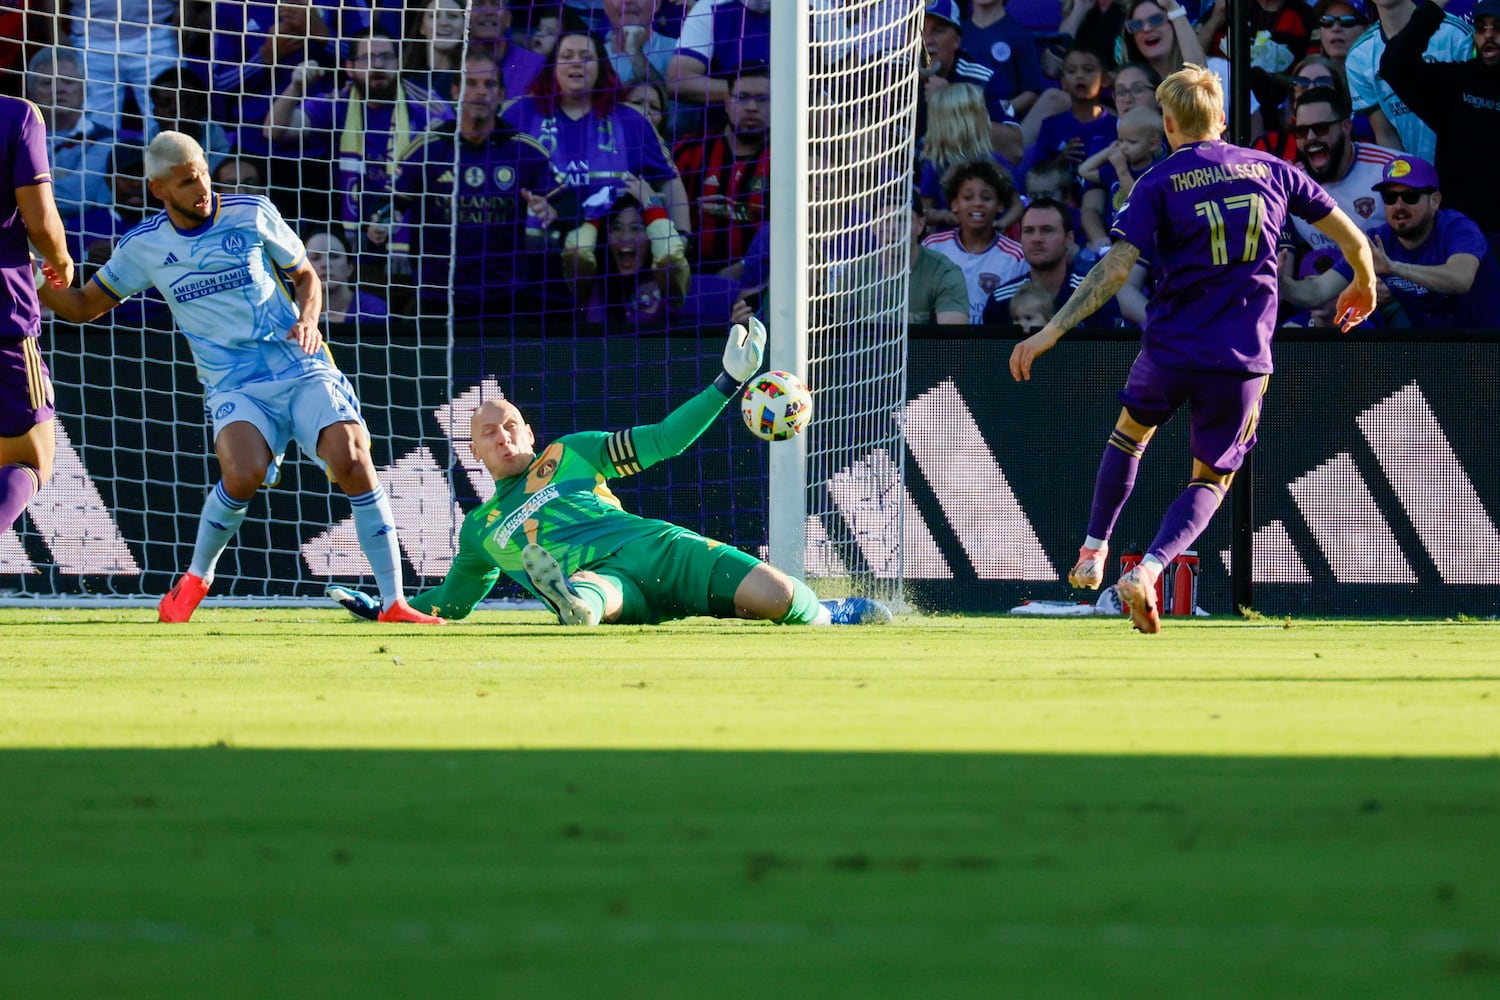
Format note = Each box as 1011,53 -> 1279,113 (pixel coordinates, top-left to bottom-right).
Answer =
920,83 -> 993,171
1156,63 -> 1223,141
144,130 -> 207,180
1118,106 -> 1164,140
1011,282 -> 1056,321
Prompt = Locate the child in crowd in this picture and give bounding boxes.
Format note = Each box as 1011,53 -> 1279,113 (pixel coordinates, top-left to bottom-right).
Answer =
1022,46 -> 1117,187
918,83 -> 1022,232
1009,281 -> 1057,335
1078,105 -> 1165,254
920,158 -> 1029,323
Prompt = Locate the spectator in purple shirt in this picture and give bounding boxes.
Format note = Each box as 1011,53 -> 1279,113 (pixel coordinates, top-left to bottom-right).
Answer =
0,95 -> 75,538
266,28 -> 454,250
403,0 -> 468,98
505,31 -> 690,234
469,0 -> 548,98
212,0 -> 360,227
1009,64 -> 1376,632
1281,155 -> 1500,329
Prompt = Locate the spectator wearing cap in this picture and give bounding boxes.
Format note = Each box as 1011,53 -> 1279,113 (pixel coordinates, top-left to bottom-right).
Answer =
920,0 -> 1026,162
1381,0 -> 1500,251
1345,0 -> 1471,159
961,0 -> 1047,117
1281,156 -> 1500,328
1310,0 -> 1371,70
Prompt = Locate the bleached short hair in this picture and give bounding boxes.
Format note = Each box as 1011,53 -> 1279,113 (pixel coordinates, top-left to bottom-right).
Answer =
1156,63 -> 1224,141
144,130 -> 207,181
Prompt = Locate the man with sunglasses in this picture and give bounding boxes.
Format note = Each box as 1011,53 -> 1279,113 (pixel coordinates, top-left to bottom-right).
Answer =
1382,0 -> 1500,255
1284,86 -> 1400,270
1281,156 -> 1500,328
1345,0 -> 1471,160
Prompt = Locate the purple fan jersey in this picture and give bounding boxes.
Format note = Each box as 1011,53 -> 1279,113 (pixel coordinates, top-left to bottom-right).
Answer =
1110,139 -> 1338,373
0,96 -> 53,340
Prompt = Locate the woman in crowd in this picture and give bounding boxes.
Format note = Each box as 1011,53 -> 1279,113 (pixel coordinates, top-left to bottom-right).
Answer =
404,0 -> 467,98
505,31 -> 690,235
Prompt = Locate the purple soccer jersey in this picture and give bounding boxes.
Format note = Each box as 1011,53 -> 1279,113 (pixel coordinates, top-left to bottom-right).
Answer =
393,121 -> 557,315
302,82 -> 455,230
504,98 -> 678,219
0,96 -> 53,341
1110,139 -> 1338,373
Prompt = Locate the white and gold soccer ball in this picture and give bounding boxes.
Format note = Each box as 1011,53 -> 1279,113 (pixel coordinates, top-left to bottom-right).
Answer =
740,371 -> 812,442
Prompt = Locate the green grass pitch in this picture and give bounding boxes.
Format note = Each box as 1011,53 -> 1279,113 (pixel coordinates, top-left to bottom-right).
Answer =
2,608 -> 1499,998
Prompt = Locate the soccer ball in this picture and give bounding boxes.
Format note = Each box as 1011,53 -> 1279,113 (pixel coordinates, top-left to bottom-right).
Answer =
741,371 -> 812,442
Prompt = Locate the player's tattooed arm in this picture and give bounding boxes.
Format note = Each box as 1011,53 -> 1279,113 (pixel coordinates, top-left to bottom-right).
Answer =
1050,241 -> 1139,334
1010,241 -> 1140,382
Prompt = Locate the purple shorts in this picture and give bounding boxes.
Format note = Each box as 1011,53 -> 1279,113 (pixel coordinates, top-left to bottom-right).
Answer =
0,336 -> 54,438
1119,350 -> 1269,474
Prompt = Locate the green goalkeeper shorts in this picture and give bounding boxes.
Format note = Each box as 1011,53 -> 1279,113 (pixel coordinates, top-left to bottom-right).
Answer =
589,527 -> 762,624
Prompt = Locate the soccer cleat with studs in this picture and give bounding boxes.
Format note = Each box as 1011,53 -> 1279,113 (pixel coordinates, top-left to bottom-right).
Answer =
821,596 -> 893,625
158,572 -> 210,623
522,543 -> 600,626
326,585 -> 381,621
376,597 -> 446,625
1116,565 -> 1161,634
1068,543 -> 1109,590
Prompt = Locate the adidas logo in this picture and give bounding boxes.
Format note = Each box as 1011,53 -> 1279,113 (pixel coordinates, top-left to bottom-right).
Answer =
1229,382 -> 1497,585
162,252 -> 179,265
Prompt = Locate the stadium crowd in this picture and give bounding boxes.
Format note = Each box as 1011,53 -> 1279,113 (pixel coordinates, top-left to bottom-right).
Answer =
5,0 -> 1499,334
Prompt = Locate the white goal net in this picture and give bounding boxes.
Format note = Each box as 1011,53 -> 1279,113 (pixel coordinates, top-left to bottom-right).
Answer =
3,1 -> 913,607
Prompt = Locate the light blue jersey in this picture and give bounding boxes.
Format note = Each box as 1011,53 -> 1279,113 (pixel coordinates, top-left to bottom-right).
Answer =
94,193 -> 326,395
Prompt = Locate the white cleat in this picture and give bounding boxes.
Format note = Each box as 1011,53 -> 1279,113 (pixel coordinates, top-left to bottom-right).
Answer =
522,543 -> 600,626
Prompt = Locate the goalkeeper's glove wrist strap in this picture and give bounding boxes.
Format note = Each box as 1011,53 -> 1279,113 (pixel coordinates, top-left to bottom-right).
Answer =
713,370 -> 743,397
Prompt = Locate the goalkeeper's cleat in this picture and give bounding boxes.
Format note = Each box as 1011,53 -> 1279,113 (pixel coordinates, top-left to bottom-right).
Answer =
1068,543 -> 1110,590
376,597 -> 447,625
522,543 -> 600,627
158,572 -> 210,623
1116,565 -> 1161,634
822,596 -> 893,626
326,585 -> 381,621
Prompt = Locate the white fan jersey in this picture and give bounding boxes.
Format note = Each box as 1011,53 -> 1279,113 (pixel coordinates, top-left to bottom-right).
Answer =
921,228 -> 1028,323
1291,143 -> 1401,257
95,193 -> 324,395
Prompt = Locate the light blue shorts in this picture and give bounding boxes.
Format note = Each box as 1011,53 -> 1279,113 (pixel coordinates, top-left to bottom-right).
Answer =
207,368 -> 365,485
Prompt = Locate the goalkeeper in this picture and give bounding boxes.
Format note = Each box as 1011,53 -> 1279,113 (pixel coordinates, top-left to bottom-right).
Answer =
331,319 -> 892,627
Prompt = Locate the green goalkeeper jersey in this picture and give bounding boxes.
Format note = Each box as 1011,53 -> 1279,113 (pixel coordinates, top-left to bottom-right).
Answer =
411,384 -> 735,619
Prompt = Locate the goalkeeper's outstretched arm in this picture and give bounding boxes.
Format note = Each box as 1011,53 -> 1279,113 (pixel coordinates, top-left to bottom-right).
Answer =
605,318 -> 767,475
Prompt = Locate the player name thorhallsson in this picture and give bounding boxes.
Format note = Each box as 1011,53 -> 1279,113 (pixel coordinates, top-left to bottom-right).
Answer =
1171,162 -> 1271,192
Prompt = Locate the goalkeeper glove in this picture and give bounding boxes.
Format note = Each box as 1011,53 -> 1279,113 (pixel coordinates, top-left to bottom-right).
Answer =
715,315 -> 767,395
326,585 -> 380,621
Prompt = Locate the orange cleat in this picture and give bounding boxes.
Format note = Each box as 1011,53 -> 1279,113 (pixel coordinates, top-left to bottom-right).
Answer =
1068,543 -> 1110,590
376,597 -> 447,625
1116,565 -> 1161,634
158,572 -> 210,623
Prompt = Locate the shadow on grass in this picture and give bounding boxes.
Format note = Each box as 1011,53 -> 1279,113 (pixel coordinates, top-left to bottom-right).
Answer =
2,750 -> 1498,999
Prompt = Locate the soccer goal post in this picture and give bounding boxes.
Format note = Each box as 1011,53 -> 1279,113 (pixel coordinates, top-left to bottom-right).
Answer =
768,2 -> 921,608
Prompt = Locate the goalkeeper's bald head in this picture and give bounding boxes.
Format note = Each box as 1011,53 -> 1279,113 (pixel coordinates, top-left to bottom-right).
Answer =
470,398 -> 536,480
